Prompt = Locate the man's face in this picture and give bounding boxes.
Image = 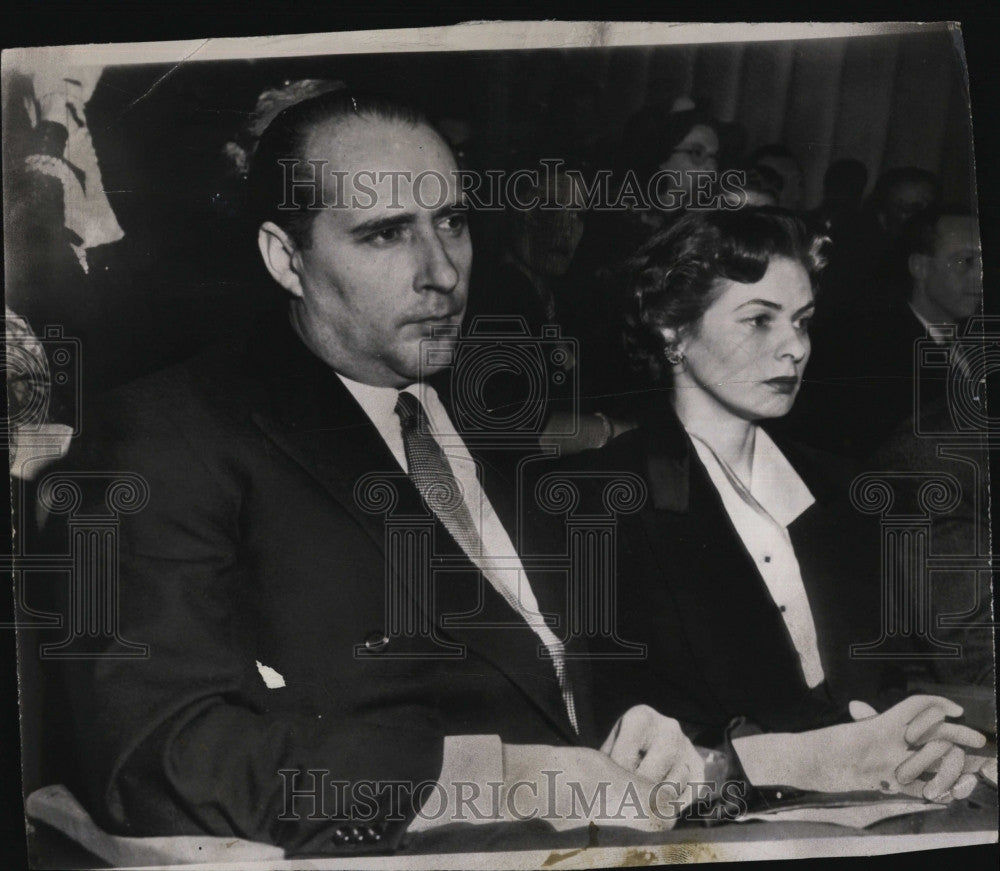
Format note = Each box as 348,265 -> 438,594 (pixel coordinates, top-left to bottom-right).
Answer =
757,156 -> 803,211
290,117 -> 471,386
918,215 -> 983,323
511,174 -> 586,277
883,180 -> 937,236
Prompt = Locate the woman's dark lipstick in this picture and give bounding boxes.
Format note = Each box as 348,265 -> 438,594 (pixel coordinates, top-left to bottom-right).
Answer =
764,376 -> 799,394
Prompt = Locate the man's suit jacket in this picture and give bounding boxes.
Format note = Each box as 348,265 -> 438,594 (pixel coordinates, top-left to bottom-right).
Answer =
548,401 -> 904,747
781,302 -> 942,459
46,312 -> 596,855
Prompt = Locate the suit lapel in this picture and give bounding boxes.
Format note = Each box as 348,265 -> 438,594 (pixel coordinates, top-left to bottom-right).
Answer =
246,319 -> 579,742
248,324 -> 413,557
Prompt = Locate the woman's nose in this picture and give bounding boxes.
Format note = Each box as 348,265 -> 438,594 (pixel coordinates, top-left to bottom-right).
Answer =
777,324 -> 809,362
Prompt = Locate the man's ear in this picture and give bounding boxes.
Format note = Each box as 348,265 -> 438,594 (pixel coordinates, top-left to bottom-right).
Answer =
908,252 -> 929,283
258,222 -> 305,298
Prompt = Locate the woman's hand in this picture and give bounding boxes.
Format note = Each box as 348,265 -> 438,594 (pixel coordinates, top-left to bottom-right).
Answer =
732,695 -> 988,801
844,698 -> 986,801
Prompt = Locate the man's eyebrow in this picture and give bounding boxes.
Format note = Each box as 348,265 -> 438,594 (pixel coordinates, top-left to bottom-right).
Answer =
433,199 -> 469,218
347,200 -> 468,237
348,213 -> 415,237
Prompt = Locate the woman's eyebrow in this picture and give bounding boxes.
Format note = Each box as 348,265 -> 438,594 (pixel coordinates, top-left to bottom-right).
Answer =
733,298 -> 782,311
732,299 -> 816,316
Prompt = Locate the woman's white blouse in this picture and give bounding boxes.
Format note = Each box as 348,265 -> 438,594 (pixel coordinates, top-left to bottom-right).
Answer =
688,428 -> 826,689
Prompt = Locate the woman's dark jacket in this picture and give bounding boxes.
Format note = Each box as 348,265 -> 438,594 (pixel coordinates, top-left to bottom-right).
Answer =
544,401 -> 907,746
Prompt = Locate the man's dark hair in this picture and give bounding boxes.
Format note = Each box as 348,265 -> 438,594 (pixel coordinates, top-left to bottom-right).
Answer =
247,90 -> 432,248
743,163 -> 785,199
624,207 -> 829,382
822,158 -> 868,200
900,206 -> 976,258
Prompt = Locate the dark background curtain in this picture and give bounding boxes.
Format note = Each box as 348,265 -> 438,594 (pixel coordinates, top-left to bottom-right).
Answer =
2,28 -> 977,391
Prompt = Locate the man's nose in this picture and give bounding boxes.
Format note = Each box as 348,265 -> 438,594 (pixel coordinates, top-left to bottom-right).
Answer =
415,232 -> 460,294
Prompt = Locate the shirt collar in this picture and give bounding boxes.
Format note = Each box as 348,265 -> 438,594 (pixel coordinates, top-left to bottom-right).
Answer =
750,428 -> 816,527
335,374 -> 439,433
908,302 -> 953,345
688,427 -> 814,528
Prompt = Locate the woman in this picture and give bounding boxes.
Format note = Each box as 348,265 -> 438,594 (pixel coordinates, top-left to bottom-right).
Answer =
619,96 -> 726,223
585,98 -> 728,276
553,208 -> 951,747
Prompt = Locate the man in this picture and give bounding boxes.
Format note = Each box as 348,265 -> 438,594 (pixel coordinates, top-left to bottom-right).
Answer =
785,208 -> 983,459
807,158 -> 868,240
874,168 -> 941,240
40,93 -> 983,858
750,144 -> 804,211
822,167 -> 942,313
41,90 -> 704,857
907,211 -> 983,329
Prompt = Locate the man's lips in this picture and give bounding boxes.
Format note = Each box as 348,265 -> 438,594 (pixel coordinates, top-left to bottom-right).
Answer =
407,314 -> 464,335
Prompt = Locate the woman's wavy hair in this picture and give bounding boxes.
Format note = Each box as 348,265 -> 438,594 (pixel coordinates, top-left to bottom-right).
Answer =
624,207 -> 830,382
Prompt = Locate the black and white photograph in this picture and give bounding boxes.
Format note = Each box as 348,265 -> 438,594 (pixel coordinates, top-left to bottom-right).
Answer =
3,18 -> 997,869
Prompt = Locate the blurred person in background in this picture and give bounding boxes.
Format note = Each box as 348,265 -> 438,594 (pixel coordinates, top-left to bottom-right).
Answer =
786,207 -> 982,460
749,144 -> 804,212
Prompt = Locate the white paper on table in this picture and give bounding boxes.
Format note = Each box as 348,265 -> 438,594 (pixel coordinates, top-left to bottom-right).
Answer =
738,800 -> 946,828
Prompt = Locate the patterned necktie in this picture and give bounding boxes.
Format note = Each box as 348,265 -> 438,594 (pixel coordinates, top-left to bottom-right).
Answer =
394,390 -> 579,734
394,390 -> 483,557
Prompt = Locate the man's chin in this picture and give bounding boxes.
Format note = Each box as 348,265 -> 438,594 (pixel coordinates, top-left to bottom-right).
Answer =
402,335 -> 459,383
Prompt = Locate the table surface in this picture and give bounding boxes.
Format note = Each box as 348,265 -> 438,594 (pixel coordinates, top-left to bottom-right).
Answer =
27,783 -> 998,869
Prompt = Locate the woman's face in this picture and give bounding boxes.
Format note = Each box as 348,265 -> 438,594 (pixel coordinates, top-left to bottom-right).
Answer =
658,124 -> 720,204
669,256 -> 815,422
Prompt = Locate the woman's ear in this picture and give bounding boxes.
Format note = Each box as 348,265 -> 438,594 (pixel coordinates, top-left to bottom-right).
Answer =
258,222 -> 305,298
659,326 -> 687,366
659,326 -> 681,350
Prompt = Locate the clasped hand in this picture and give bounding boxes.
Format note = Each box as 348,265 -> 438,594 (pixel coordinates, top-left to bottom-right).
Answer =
733,695 -> 989,802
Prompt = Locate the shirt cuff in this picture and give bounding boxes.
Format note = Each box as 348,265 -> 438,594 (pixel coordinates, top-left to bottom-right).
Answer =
405,735 -> 504,832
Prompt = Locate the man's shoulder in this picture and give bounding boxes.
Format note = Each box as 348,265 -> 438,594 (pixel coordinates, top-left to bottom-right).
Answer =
70,334 -> 274,480
92,338 -> 253,428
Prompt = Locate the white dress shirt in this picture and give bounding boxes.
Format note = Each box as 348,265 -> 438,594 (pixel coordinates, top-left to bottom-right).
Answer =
689,428 -> 826,689
336,375 -> 575,722
336,374 -> 581,829
908,302 -> 954,346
